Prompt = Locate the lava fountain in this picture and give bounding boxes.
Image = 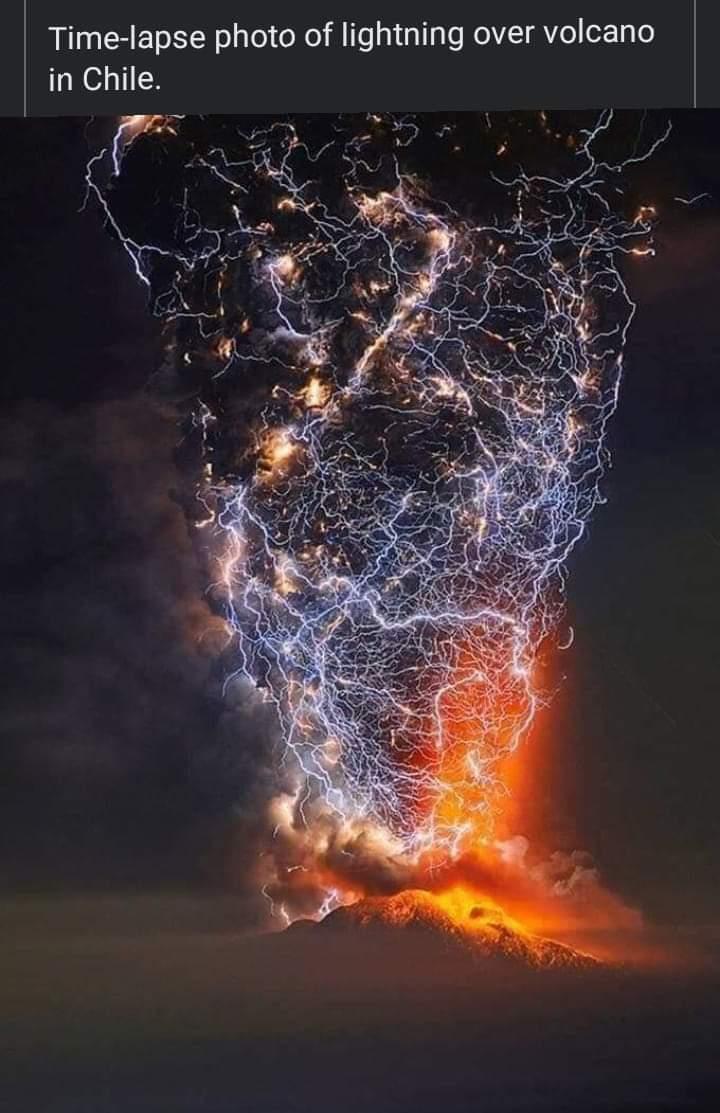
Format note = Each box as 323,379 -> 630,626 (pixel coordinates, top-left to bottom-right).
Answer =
87,112 -> 663,943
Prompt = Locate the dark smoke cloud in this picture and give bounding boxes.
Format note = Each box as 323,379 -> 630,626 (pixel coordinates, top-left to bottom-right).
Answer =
0,390 -> 334,910
0,396 -> 280,894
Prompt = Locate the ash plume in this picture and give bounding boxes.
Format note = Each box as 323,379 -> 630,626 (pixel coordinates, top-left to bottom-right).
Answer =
88,112 -> 664,919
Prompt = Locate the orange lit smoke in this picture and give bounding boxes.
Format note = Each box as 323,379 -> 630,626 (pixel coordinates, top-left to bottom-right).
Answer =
420,639 -> 537,854
264,640 -> 645,963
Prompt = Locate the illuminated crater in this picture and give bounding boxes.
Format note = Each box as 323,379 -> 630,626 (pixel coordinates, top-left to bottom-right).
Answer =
310,887 -> 600,969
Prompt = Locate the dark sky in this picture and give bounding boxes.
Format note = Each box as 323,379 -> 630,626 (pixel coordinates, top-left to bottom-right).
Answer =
0,113 -> 718,927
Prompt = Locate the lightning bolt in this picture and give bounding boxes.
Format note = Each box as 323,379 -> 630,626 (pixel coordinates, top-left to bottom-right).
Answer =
87,112 -> 663,897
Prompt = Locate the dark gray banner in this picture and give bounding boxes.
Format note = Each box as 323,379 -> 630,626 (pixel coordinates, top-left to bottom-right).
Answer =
1,0 -> 718,114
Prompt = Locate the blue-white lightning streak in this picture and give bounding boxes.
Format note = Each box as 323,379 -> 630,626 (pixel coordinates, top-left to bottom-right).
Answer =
88,112 -> 661,864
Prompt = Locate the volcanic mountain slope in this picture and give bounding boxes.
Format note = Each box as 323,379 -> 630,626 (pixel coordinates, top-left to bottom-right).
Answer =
310,889 -> 599,970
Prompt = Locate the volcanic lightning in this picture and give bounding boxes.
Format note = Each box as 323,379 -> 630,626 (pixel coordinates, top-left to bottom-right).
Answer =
87,112 -> 664,925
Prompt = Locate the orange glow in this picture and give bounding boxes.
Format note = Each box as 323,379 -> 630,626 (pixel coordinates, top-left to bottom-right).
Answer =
261,630 -> 642,964
423,639 -> 536,854
431,883 -> 527,935
121,114 -> 151,132
305,886 -> 600,968
427,228 -> 451,253
302,376 -> 330,410
273,253 -> 300,282
216,337 -> 234,361
421,885 -> 601,966
257,427 -> 300,482
120,115 -> 176,140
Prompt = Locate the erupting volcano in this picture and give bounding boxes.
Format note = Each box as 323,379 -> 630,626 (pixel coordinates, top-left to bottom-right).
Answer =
87,112 -> 663,945
313,888 -> 599,969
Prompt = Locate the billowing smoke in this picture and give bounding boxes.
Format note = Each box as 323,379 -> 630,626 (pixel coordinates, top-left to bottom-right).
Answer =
88,113 -> 663,921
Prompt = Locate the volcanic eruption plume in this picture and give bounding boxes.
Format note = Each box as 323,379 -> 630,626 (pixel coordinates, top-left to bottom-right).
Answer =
87,112 -> 663,927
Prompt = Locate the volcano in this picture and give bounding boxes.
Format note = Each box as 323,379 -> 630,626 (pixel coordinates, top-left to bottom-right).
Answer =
303,888 -> 599,970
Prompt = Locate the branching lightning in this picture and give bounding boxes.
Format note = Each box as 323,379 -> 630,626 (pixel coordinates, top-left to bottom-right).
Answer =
87,112 -> 663,878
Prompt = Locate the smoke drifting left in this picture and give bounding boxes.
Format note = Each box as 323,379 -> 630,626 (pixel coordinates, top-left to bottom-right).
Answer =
0,398 -> 207,884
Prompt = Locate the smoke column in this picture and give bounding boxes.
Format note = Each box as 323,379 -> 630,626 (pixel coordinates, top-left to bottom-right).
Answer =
87,112 -> 664,908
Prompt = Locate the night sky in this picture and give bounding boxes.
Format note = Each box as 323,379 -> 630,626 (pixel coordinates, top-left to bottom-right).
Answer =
1,114 -> 718,925
1,112 -> 720,1113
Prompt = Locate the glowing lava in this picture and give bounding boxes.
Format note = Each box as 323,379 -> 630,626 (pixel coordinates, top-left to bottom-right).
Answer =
321,886 -> 599,969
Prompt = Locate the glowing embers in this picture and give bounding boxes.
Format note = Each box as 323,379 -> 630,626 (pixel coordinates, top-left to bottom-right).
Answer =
319,886 -> 599,968
431,884 -> 530,937
301,376 -> 331,411
271,253 -> 300,284
256,426 -> 303,484
119,114 -> 175,140
92,113 -> 661,869
355,190 -> 404,228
